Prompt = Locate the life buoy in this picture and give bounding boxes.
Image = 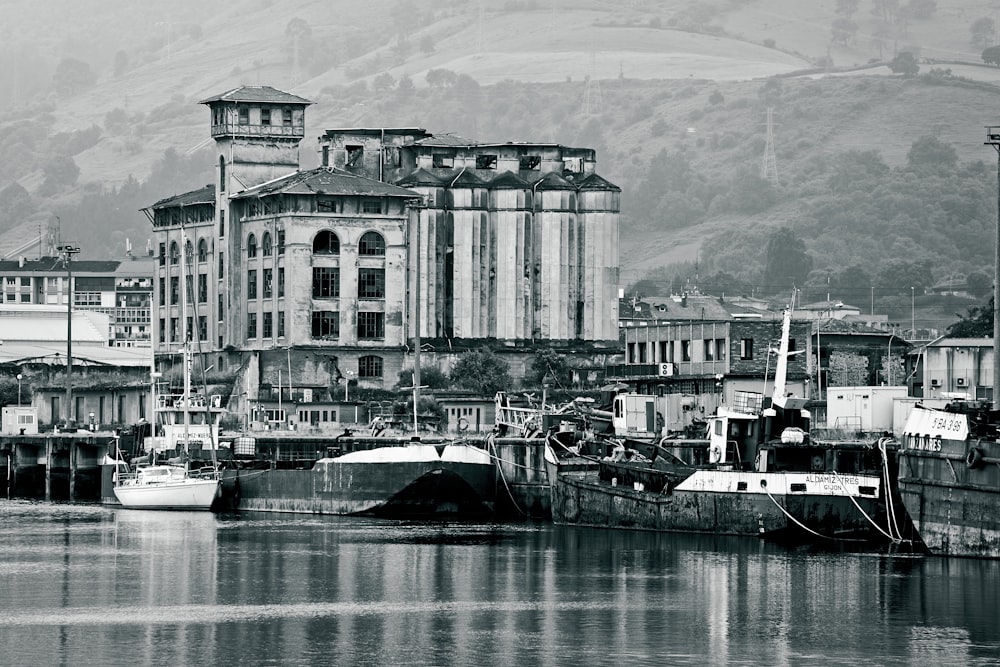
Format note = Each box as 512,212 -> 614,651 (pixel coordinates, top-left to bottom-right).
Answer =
457,417 -> 469,432
966,446 -> 985,469
708,443 -> 723,464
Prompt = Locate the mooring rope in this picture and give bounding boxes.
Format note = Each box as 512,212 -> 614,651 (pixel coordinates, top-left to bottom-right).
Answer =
878,437 -> 904,542
760,483 -> 833,540
829,470 -> 897,543
486,432 -> 528,517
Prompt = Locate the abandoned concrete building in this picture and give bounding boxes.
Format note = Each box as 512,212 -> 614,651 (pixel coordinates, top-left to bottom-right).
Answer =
147,86 -> 621,415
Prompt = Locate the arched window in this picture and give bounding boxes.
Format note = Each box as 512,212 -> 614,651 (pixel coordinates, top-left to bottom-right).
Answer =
169,241 -> 179,265
313,230 -> 340,254
247,233 -> 257,258
358,231 -> 385,256
262,232 -> 273,257
219,156 -> 226,193
358,355 -> 383,378
197,239 -> 208,263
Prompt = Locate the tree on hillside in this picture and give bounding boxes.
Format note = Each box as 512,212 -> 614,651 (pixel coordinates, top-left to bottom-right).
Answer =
53,57 -> 96,96
970,17 -> 996,50
39,157 -> 80,195
425,68 -> 458,87
875,259 -> 933,296
829,150 -> 889,192
906,135 -> 957,171
890,51 -> 920,76
450,349 -> 512,396
983,45 -> 1000,66
762,228 -> 812,296
373,72 -> 396,92
947,297 -> 993,337
0,182 -> 34,221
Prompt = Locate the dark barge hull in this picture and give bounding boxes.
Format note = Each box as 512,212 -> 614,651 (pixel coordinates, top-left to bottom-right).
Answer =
551,469 -> 887,542
899,453 -> 1000,558
218,442 -> 497,518
898,405 -> 1000,558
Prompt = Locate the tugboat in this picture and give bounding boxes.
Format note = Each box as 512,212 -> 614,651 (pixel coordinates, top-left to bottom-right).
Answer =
550,308 -> 910,544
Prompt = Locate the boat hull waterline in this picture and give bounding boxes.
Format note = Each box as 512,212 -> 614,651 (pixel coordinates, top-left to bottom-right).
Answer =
226,442 -> 497,517
551,469 -> 885,539
113,476 -> 222,511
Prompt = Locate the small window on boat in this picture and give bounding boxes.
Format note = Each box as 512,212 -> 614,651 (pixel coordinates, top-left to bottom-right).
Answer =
737,481 -> 747,491
714,420 -> 723,436
790,483 -> 807,493
859,486 -> 877,496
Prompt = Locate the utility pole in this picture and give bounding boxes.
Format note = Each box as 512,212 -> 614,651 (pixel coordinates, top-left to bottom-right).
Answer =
58,244 -> 80,425
986,126 -> 1000,407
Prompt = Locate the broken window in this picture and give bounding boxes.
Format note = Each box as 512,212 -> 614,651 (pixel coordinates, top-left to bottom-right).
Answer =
346,145 -> 364,167
247,233 -> 257,258
247,313 -> 257,338
317,198 -> 341,213
313,230 -> 340,254
563,157 -> 583,173
311,311 -> 339,339
247,270 -> 258,299
476,154 -> 498,169
383,146 -> 400,166
262,232 -> 273,256
361,199 -> 383,215
432,153 -> 454,168
263,268 -> 273,298
519,155 -> 541,170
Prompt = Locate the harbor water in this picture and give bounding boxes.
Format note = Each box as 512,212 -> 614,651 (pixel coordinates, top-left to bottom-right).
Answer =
0,502 -> 997,666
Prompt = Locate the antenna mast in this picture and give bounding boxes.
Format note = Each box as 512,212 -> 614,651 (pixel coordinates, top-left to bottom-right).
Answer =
985,126 -> 1000,407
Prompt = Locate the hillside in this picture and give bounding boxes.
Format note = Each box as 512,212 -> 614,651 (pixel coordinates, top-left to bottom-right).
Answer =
3,0 -> 1000,335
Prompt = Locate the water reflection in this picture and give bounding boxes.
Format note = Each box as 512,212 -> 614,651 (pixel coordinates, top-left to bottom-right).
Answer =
0,502 -> 997,666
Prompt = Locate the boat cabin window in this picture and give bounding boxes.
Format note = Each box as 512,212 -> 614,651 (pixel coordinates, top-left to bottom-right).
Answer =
714,420 -> 723,436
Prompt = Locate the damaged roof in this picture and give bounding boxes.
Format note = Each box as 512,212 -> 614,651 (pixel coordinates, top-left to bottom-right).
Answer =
231,167 -> 418,199
575,172 -> 621,192
148,184 -> 215,210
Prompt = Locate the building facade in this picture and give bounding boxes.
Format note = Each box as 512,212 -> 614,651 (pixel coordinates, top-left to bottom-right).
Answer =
0,256 -> 153,347
147,86 -> 621,414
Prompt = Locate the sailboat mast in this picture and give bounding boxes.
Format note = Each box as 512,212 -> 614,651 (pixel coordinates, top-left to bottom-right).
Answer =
181,227 -> 190,456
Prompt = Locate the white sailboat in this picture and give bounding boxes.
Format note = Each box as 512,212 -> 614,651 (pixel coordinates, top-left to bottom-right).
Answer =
114,231 -> 221,511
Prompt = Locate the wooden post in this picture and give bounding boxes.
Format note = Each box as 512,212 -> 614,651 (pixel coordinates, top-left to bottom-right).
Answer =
44,437 -> 52,502
69,439 -> 77,501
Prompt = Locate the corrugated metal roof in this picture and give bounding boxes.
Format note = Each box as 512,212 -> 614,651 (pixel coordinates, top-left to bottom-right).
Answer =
575,172 -> 621,192
0,342 -> 151,367
488,171 -> 530,189
232,167 -> 418,199
411,133 -> 479,147
447,169 -> 486,187
198,86 -> 312,106
0,307 -> 110,343
929,337 -> 994,347
532,171 -> 576,191
149,184 -> 215,210
395,168 -> 446,187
